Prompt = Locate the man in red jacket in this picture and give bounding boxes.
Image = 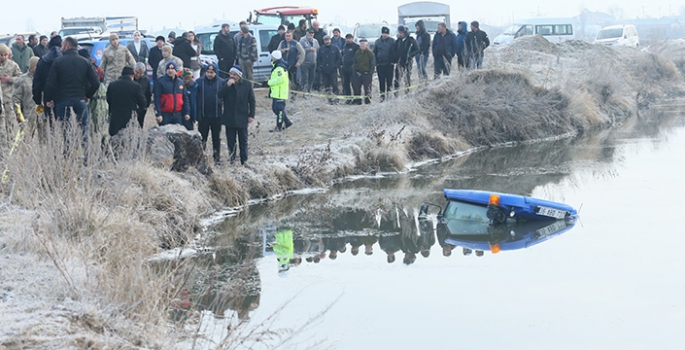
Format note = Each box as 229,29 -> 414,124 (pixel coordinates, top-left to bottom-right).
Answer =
153,61 -> 190,125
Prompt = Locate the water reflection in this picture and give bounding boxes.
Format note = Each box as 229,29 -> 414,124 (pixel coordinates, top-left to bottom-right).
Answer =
441,218 -> 576,255
186,109 -> 682,322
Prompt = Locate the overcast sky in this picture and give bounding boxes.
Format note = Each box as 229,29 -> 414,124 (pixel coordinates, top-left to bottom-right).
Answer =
2,0 -> 683,35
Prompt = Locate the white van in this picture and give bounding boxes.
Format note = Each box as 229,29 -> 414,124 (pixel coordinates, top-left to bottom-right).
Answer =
493,18 -> 575,45
194,24 -> 280,84
593,24 -> 640,47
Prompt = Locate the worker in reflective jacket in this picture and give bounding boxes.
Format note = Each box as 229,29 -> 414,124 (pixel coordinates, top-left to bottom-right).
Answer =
154,61 -> 190,125
267,50 -> 292,132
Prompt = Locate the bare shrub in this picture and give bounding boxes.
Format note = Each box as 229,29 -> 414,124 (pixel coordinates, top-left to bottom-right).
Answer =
289,141 -> 333,186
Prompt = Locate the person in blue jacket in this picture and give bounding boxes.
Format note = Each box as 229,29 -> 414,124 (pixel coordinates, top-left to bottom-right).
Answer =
154,61 -> 190,126
456,21 -> 468,69
196,63 -> 225,163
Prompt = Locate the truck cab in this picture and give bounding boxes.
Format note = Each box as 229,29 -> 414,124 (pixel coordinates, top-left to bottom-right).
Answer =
252,6 -> 318,28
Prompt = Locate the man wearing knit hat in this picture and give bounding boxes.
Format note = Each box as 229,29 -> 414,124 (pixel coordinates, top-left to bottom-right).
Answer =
373,26 -> 395,102
237,26 -> 258,81
0,43 -> 22,143
148,36 -> 166,85
317,35 -> 342,104
100,33 -> 136,85
11,56 -> 40,138
154,61 -> 190,126
218,65 -> 255,165
106,66 -> 147,136
267,50 -> 292,132
33,35 -> 48,58
464,20 -> 489,69
196,63 -> 225,163
155,45 -> 183,78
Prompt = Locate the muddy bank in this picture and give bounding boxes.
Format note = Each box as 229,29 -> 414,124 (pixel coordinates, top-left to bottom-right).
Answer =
1,36 -> 684,348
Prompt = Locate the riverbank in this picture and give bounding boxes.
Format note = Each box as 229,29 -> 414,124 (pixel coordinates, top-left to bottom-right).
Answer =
1,37 -> 683,348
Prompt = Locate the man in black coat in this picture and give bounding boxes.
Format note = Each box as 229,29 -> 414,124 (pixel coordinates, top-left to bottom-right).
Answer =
172,32 -> 197,69
373,26 -> 395,101
214,24 -> 236,79
133,62 -> 152,127
268,25 -> 286,53
106,66 -> 147,136
316,35 -> 342,104
464,21 -> 490,69
432,22 -> 458,77
218,66 -> 255,165
341,34 -> 359,104
393,26 -> 420,93
414,20 -> 431,80
44,36 -> 99,142
148,36 -> 165,85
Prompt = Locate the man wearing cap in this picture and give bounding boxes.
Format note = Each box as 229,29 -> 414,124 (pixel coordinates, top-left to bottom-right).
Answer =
156,45 -> 183,79
180,68 -> 197,130
167,31 -> 176,45
133,62 -> 151,128
12,56 -> 40,138
237,26 -> 258,82
299,29 -> 319,94
44,37 -> 100,143
278,31 -> 304,96
432,22 -> 458,77
196,63 -> 225,163
154,61 -> 190,126
465,21 -> 490,69
33,35 -> 49,58
373,26 -> 396,102
11,34 -> 35,74
218,65 -> 255,165
214,23 -> 237,79
149,36 -> 166,84
352,39 -> 375,105
268,50 -> 292,132
100,33 -> 136,85
106,66 -> 147,136
393,25 -> 420,93
32,35 -> 62,123
0,43 -> 22,142
317,35 -> 342,104
341,34 -> 359,104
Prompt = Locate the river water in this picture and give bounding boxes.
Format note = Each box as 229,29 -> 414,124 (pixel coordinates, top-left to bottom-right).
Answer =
186,111 -> 685,349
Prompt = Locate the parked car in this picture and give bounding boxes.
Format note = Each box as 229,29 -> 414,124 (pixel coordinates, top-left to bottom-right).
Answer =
493,18 -> 575,45
593,24 -> 640,47
352,22 -> 394,50
194,24 -> 279,84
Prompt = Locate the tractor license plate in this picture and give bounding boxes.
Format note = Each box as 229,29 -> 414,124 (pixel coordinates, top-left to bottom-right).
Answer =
536,206 -> 567,219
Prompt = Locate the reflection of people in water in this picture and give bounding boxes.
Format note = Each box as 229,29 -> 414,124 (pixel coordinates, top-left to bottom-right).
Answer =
323,234 -> 347,260
379,233 -> 401,263
348,235 -> 363,256
362,234 -> 378,255
274,226 -> 295,272
475,250 -> 484,257
436,221 -> 456,257
399,207 -> 420,265
418,218 -> 436,258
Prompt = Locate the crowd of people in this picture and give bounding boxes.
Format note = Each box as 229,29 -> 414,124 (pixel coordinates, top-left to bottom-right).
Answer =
0,19 -> 489,165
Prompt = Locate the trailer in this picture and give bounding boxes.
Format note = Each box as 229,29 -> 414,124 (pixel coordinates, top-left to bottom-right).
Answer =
250,6 -> 318,28
398,1 -> 451,33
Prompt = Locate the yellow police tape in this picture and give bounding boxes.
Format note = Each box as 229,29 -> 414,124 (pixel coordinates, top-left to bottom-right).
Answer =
1,104 -> 26,184
218,67 -> 430,101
